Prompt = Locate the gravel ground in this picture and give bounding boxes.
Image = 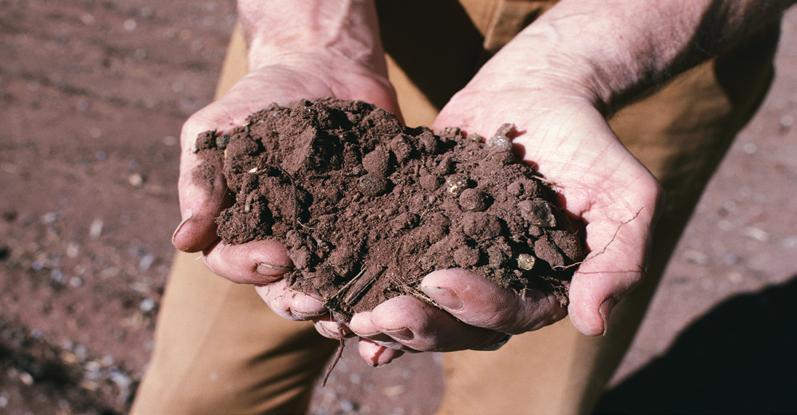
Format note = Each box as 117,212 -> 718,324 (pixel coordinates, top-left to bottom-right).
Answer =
0,1 -> 794,413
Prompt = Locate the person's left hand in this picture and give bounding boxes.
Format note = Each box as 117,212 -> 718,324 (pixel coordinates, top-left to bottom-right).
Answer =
171,51 -> 404,347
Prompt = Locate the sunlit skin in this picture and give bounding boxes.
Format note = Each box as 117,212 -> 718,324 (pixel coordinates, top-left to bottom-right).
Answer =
172,0 -> 794,365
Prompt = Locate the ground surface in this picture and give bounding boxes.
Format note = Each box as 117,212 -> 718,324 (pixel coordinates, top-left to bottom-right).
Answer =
0,1 -> 795,414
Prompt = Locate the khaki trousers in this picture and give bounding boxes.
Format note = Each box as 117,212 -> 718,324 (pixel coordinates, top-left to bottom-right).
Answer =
133,1 -> 779,414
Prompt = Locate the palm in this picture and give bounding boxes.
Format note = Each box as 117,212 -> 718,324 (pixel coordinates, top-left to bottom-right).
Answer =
341,86 -> 661,361
433,87 -> 660,334
173,58 -> 401,324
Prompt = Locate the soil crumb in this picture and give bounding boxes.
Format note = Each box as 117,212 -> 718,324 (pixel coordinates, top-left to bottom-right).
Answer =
194,98 -> 586,320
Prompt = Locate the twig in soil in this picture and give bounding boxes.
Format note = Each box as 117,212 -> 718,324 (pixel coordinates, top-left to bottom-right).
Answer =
322,336 -> 345,387
405,285 -> 441,309
552,207 -> 644,272
343,269 -> 383,306
574,265 -> 647,275
324,265 -> 388,317
274,165 -> 314,229
327,267 -> 367,303
244,192 -> 255,213
533,175 -> 558,188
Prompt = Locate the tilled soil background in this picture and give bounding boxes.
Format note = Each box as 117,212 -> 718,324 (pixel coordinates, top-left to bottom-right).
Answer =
0,1 -> 795,414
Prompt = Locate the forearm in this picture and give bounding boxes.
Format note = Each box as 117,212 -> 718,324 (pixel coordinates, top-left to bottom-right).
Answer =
484,0 -> 793,111
237,0 -> 386,73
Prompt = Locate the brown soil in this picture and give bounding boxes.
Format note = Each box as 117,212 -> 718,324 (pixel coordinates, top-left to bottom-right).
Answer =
1,2 -> 794,413
196,98 -> 586,317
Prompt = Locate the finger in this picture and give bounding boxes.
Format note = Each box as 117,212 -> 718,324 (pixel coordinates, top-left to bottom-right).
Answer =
173,118 -> 230,252
349,311 -> 405,350
314,319 -> 351,340
419,269 -> 567,334
203,239 -> 292,284
254,280 -> 327,321
357,339 -> 404,367
569,184 -> 660,336
368,295 -> 506,351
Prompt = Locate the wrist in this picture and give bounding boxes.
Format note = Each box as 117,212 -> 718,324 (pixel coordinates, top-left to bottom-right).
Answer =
489,0 -> 791,114
474,0 -> 685,114
227,51 -> 397,114
238,0 -> 387,75
476,29 -> 639,116
467,43 -> 608,115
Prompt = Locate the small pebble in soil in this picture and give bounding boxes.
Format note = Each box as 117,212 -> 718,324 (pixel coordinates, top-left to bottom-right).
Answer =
340,399 -> 359,412
69,276 -> 83,288
139,298 -> 156,313
89,218 -> 104,239
516,253 -> 536,270
139,254 -> 155,271
128,173 -> 144,187
780,114 -> 794,132
445,174 -> 470,196
66,242 -> 80,258
41,212 -> 58,224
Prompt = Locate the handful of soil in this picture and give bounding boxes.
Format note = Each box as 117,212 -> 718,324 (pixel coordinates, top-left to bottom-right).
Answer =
194,98 -> 586,320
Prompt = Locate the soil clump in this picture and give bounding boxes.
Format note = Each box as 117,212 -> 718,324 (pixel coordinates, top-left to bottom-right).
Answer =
194,98 -> 586,320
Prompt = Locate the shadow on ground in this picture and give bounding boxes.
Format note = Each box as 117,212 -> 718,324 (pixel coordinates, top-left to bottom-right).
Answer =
596,275 -> 797,414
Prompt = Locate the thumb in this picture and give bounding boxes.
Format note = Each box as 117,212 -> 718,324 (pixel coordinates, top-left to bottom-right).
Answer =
567,267 -> 638,336
172,114 -> 231,252
567,209 -> 654,336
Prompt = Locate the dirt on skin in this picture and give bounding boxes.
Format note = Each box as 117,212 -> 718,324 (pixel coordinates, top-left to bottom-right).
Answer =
2,2 -> 796,413
194,98 -> 587,318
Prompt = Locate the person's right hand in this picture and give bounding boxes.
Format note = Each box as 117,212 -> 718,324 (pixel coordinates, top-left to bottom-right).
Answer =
171,51 -> 401,324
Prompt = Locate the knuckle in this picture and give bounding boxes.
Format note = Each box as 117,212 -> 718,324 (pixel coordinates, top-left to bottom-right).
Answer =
180,118 -> 200,141
479,299 -> 522,332
180,113 -> 214,147
200,255 -> 218,274
500,293 -> 566,334
314,322 -> 342,339
181,112 -> 208,133
206,261 -> 252,285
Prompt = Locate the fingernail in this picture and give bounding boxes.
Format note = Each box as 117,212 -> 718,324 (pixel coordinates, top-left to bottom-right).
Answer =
599,297 -> 617,336
171,210 -> 193,244
291,309 -> 322,320
256,262 -> 293,276
384,328 -> 414,341
420,285 -> 463,310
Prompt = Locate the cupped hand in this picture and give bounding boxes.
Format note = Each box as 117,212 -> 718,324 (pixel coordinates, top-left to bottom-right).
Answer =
172,52 -> 400,321
344,75 -> 662,364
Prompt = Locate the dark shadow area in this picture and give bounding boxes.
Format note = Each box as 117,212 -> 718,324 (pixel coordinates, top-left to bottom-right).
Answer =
596,275 -> 797,414
375,0 -> 486,110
